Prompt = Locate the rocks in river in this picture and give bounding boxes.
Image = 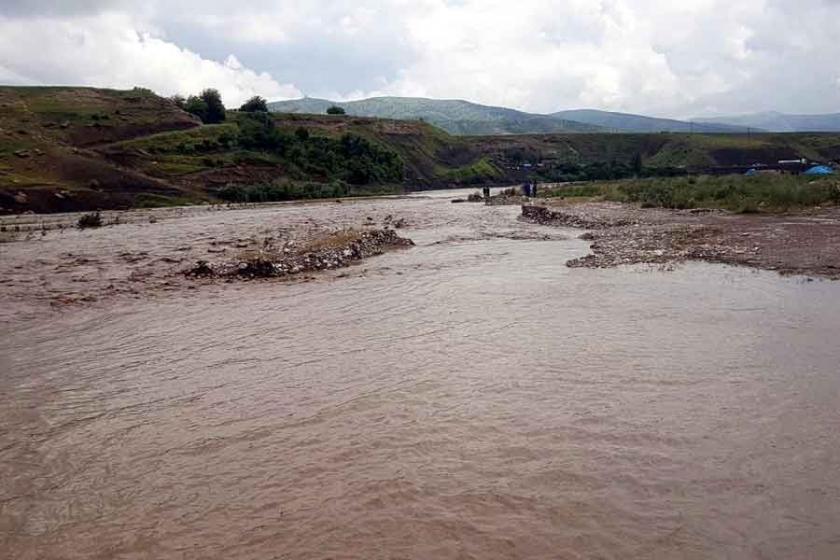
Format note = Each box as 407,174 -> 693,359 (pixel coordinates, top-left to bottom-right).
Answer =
521,205 -> 632,229
186,260 -> 214,277
186,229 -> 414,281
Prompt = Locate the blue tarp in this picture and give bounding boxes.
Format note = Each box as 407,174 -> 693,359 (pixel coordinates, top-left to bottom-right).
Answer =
804,165 -> 834,175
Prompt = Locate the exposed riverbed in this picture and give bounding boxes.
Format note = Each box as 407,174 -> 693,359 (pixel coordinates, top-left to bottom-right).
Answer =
2,195 -> 840,559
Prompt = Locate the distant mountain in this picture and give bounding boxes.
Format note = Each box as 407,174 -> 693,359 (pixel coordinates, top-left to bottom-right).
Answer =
695,111 -> 840,132
271,96 -> 839,135
269,96 -> 603,135
552,109 -> 755,133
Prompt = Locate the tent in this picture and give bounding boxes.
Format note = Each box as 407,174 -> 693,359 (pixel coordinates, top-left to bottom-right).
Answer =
804,165 -> 834,176
744,168 -> 759,176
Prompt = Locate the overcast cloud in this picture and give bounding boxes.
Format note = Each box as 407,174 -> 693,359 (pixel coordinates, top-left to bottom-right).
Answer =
1,0 -> 839,117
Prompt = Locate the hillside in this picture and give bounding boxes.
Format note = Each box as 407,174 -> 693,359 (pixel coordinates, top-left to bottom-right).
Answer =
476,132 -> 840,182
695,111 -> 840,132
0,87 -> 505,213
553,109 -> 754,133
269,96 -> 603,135
271,96 -> 759,135
3,87 -> 840,214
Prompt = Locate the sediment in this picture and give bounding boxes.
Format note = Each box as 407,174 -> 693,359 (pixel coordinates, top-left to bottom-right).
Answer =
187,228 -> 414,280
521,202 -> 840,279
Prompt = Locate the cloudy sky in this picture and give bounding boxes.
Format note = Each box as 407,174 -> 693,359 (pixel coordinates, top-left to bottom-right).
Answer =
1,0 -> 839,118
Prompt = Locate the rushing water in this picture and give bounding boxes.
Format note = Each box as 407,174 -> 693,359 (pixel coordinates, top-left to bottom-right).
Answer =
2,196 -> 840,559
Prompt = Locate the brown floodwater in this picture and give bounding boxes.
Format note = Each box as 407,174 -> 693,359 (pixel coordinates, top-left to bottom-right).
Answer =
1,195 -> 840,559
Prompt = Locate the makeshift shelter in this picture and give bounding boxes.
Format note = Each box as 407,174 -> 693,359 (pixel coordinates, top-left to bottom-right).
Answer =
804,165 -> 834,176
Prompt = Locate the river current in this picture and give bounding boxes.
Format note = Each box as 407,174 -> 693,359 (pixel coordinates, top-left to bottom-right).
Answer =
2,195 -> 839,559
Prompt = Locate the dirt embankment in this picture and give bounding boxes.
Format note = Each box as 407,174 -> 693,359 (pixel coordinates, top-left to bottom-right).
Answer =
522,202 -> 840,279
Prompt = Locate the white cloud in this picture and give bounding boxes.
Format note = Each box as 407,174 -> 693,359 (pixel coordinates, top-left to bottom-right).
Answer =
0,13 -> 300,107
1,1 -> 839,116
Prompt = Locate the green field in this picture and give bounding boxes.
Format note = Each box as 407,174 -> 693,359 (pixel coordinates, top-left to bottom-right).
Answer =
541,174 -> 840,213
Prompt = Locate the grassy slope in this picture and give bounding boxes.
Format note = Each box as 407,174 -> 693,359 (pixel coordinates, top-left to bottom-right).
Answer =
0,88 -> 507,213
0,86 -> 202,213
552,109 -> 753,133
475,132 -> 840,169
540,174 -> 840,213
269,96 -> 603,135
2,87 -> 840,214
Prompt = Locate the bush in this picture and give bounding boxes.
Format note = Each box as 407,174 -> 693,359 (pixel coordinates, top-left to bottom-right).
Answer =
240,96 -> 268,113
326,105 -> 346,115
597,175 -> 840,213
77,212 -> 103,229
200,89 -> 226,123
183,89 -> 226,123
184,95 -> 208,121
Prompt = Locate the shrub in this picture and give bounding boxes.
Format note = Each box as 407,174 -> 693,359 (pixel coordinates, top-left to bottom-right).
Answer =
240,96 -> 269,113
200,89 -> 226,123
326,105 -> 346,115
183,89 -> 226,123
184,95 -> 208,121
170,94 -> 186,109
77,212 -> 103,229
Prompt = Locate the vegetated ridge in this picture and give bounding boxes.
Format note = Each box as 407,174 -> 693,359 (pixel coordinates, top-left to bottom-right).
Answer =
269,96 -> 604,135
271,96 -> 759,134
3,86 -> 840,214
553,109 -> 753,134
695,111 -> 840,133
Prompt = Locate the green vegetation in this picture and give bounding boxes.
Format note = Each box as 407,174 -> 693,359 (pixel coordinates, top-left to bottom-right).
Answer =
77,212 -> 103,228
117,112 -> 405,185
542,175 -> 840,213
217,180 -> 401,203
326,105 -> 346,115
239,96 -> 268,113
181,88 -> 226,124
535,160 -> 686,183
437,157 -> 503,184
270,96 -> 601,135
3,86 -> 840,214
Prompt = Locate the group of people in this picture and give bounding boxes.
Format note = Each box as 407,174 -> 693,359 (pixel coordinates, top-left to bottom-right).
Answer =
480,182 -> 539,200
521,182 -> 538,197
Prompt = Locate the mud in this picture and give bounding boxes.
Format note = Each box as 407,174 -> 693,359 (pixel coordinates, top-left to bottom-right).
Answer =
523,202 -> 840,279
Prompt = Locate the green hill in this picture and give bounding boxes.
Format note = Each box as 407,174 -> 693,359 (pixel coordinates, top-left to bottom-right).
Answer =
271,96 -> 759,134
553,109 -> 755,133
0,87 -> 506,213
269,96 -> 603,135
695,112 -> 840,133
3,87 -> 840,214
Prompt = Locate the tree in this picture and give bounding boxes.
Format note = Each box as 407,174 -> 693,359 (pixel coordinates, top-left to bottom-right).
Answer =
326,105 -> 346,115
170,94 -> 186,110
631,152 -> 643,175
240,95 -> 268,113
200,88 -> 226,123
184,95 -> 208,121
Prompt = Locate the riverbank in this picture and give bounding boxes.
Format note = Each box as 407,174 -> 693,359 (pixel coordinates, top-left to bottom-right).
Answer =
522,201 -> 840,279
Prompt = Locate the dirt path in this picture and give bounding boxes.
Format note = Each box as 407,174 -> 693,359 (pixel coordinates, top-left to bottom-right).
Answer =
522,201 -> 840,279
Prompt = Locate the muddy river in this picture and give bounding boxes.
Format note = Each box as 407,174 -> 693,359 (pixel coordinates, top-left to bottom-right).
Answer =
2,195 -> 839,559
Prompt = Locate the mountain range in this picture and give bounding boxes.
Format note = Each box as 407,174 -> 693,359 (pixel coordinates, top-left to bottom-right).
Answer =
269,96 -> 840,136
267,97 -> 601,135
695,111 -> 840,133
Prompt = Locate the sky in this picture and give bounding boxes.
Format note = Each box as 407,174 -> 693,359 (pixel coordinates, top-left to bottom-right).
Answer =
1,0 -> 839,118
